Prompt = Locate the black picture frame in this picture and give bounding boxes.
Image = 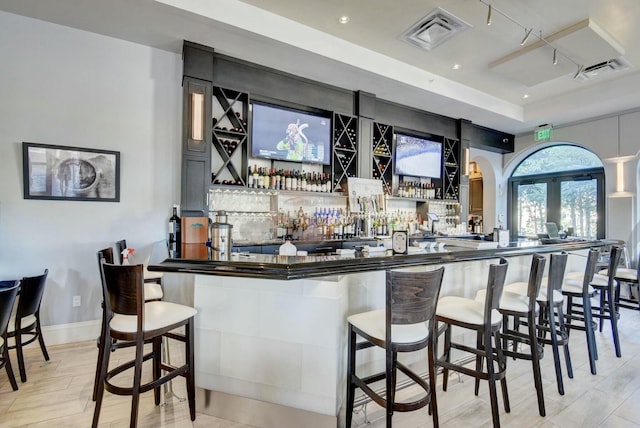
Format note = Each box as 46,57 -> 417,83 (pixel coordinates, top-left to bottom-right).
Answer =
22,142 -> 120,202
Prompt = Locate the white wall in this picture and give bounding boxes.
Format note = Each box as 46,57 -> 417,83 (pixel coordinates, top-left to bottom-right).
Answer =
0,11 -> 182,331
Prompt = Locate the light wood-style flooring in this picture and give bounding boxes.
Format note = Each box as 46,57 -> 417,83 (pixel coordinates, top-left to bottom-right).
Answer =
2,304 -> 640,428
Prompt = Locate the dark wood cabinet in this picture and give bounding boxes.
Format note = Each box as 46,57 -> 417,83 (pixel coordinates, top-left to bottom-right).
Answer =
469,177 -> 483,214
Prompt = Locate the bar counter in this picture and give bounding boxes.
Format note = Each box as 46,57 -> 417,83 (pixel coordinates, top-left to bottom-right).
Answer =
148,239 -> 610,428
149,238 -> 607,280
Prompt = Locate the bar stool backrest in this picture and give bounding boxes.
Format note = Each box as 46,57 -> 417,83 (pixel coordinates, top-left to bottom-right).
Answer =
582,249 -> 600,297
386,267 -> 445,328
0,282 -> 20,337
99,260 -> 145,320
607,246 -> 623,287
17,270 -> 48,319
545,253 -> 568,300
115,239 -> 127,264
526,255 -> 547,309
483,258 -> 509,325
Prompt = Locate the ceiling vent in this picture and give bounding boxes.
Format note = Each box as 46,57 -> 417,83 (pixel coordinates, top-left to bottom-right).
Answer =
576,58 -> 630,80
401,8 -> 471,51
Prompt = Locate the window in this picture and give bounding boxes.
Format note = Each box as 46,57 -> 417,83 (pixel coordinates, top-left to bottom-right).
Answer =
508,145 -> 605,239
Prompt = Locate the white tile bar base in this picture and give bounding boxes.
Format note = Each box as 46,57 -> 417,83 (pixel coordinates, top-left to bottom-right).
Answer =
192,250 -> 590,427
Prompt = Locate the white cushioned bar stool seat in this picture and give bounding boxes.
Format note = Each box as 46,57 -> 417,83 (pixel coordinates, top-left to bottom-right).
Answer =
437,296 -> 502,326
92,260 -> 197,428
504,281 -> 564,303
347,309 -> 429,344
346,267 -> 445,428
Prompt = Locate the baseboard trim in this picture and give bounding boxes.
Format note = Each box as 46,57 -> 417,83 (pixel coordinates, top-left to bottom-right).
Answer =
41,319 -> 101,346
196,388 -> 337,428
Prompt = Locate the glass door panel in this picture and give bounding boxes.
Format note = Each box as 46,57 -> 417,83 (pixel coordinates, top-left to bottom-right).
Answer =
561,179 -> 597,238
517,183 -> 547,237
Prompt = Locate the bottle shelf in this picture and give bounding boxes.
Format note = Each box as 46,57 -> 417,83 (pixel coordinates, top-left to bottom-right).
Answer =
442,137 -> 460,200
372,122 -> 393,195
332,113 -> 358,192
211,86 -> 249,187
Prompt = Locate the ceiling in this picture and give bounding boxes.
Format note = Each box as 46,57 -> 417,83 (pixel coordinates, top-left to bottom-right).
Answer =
2,0 -> 640,136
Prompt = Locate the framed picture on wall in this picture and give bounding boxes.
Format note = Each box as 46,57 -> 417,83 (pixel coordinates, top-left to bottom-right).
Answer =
22,142 -> 120,202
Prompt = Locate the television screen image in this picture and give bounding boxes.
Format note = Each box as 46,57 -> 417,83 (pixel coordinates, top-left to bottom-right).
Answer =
251,103 -> 331,165
394,133 -> 442,178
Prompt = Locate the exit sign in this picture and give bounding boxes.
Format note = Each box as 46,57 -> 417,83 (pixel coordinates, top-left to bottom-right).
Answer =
534,125 -> 552,141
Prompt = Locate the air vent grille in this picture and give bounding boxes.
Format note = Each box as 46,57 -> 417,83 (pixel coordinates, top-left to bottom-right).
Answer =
577,58 -> 630,80
401,8 -> 471,51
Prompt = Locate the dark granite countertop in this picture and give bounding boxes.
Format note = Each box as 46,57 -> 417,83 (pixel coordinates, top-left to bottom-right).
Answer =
148,239 -> 612,280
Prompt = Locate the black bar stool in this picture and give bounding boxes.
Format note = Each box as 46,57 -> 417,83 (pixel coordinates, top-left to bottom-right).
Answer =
435,258 -> 509,428
0,281 -> 20,391
345,267 -> 445,428
599,246 -> 639,310
6,269 -> 49,383
591,245 -> 623,357
476,254 -> 547,416
92,259 -> 197,427
535,253 -> 572,395
563,249 -> 600,374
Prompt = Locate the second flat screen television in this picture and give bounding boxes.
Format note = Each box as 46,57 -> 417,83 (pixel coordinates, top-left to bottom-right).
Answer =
394,133 -> 442,178
251,102 -> 331,165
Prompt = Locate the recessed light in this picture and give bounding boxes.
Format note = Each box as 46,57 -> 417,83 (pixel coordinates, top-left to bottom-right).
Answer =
523,94 -> 529,99
338,15 -> 350,24
452,64 -> 461,70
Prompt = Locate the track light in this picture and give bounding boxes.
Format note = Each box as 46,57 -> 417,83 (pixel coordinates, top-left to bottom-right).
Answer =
573,65 -> 584,79
553,49 -> 558,65
487,5 -> 492,25
520,28 -> 532,46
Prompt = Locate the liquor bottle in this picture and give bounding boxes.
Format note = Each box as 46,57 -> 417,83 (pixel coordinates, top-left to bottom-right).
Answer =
291,170 -> 298,191
301,171 -> 307,191
168,205 -> 181,249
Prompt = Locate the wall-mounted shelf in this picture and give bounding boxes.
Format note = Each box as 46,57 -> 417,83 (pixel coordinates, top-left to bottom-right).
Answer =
442,137 -> 460,200
211,87 -> 249,186
332,113 -> 358,192
372,122 -> 393,195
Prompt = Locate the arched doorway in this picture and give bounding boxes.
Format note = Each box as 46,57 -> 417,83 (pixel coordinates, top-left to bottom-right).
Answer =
508,144 -> 605,240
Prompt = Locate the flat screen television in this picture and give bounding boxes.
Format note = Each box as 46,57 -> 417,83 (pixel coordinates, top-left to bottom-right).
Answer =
394,133 -> 442,178
251,102 -> 332,165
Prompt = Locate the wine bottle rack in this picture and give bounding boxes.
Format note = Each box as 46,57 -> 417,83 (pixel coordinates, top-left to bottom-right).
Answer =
442,137 -> 460,200
332,113 -> 358,192
211,87 -> 249,186
372,122 -> 393,195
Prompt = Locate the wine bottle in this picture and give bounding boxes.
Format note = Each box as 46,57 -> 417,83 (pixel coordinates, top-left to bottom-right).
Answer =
247,166 -> 254,188
169,205 -> 181,249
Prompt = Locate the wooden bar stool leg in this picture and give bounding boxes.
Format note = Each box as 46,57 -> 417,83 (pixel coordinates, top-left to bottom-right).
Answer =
442,324 -> 451,391
345,325 -> 356,428
474,331 -> 483,395
528,313 -> 545,416
130,339 -> 145,427
427,336 -> 439,428
557,304 -> 573,379
608,288 -> 622,357
484,330 -> 501,428
187,319 -> 196,421
92,329 -> 112,428
494,330 -> 510,413
547,303 -> 565,395
153,337 -> 162,405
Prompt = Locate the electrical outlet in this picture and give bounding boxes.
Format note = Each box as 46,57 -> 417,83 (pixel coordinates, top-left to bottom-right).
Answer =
72,295 -> 81,307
